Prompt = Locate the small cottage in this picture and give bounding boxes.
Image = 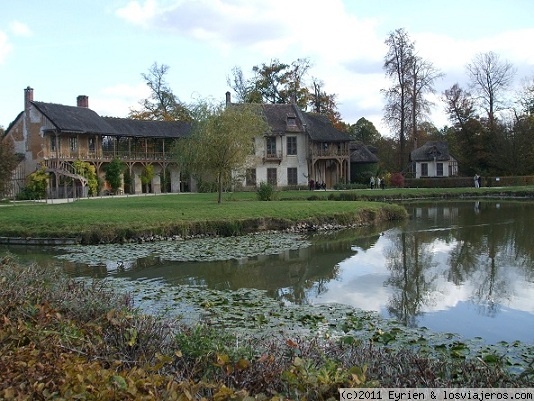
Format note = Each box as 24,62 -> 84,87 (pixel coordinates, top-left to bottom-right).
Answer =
410,141 -> 458,178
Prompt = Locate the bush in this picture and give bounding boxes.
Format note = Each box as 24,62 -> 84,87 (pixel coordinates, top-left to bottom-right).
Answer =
256,181 -> 275,201
390,172 -> 405,188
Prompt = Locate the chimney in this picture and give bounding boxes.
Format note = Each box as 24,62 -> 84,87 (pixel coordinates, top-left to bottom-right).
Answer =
77,95 -> 89,108
225,91 -> 231,107
24,86 -> 34,111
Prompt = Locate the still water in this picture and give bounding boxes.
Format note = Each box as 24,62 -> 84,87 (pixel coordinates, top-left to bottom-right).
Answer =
3,200 -> 534,344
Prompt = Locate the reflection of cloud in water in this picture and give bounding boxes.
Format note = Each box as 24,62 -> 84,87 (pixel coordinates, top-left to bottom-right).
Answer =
313,273 -> 391,312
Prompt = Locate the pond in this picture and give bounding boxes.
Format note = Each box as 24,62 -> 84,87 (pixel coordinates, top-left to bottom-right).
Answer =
2,200 -> 533,345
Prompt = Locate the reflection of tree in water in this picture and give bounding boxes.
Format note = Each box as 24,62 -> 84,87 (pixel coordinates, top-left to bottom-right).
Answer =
384,231 -> 438,327
445,202 -> 522,317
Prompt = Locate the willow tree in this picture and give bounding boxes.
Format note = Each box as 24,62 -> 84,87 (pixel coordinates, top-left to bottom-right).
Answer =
176,102 -> 269,204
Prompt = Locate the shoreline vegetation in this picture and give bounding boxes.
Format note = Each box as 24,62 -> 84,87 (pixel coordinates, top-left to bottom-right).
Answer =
2,187 -> 534,398
1,258 -> 532,400
2,186 -> 534,244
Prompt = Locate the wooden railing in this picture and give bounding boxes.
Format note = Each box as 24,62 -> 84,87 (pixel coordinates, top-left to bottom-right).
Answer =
44,151 -> 171,162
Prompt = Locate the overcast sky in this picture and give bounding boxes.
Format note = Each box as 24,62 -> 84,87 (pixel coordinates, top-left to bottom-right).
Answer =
1,0 -> 533,134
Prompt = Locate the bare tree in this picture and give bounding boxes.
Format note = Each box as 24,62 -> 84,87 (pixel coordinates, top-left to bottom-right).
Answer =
466,51 -> 516,129
409,55 -> 443,142
383,28 -> 415,171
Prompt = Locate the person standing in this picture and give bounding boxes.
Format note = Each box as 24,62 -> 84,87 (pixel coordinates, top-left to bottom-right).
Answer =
474,174 -> 480,188
370,176 -> 375,189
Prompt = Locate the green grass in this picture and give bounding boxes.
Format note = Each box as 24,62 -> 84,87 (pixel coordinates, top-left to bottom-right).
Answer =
0,192 -> 401,241
2,186 -> 534,242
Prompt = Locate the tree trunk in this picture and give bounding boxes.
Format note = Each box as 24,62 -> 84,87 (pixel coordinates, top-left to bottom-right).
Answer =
217,171 -> 223,204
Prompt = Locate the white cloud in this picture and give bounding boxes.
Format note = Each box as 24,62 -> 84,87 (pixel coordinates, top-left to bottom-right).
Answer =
0,31 -> 12,64
9,20 -> 32,37
92,83 -> 151,118
115,0 -> 158,26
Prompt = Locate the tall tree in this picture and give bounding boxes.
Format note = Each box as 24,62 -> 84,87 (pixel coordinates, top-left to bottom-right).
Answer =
130,63 -> 192,122
466,51 -> 516,130
175,102 -> 269,204
443,84 -> 478,131
517,76 -> 534,116
408,55 -> 443,145
383,28 -> 442,171
309,77 -> 344,130
383,28 -> 415,171
247,58 -> 311,108
348,117 -> 381,145
443,84 -> 487,175
226,66 -> 255,103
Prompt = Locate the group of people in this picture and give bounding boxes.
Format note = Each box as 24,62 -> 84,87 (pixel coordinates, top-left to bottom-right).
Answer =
308,179 -> 326,190
369,176 -> 385,190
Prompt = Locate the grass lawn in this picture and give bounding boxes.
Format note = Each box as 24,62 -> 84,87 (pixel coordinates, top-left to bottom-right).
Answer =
1,185 -> 533,242
0,191 -> 398,240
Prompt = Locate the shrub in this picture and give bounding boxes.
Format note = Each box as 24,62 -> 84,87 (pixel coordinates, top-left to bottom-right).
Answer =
17,167 -> 49,200
256,181 -> 275,201
390,172 -> 405,188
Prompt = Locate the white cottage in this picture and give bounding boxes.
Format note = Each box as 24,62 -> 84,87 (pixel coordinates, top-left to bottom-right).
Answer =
410,141 -> 458,178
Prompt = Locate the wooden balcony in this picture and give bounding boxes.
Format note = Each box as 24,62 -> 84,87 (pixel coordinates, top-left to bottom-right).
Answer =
263,151 -> 283,163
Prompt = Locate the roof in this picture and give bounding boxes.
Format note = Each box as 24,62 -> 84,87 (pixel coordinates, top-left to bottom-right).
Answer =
350,141 -> 379,163
302,112 -> 351,142
261,104 -> 303,134
104,117 -> 191,138
31,102 -> 191,138
33,102 -> 118,135
260,103 -> 350,142
410,141 -> 452,162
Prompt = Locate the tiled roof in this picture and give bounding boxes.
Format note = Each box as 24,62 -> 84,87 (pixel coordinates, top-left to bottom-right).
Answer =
410,141 -> 451,162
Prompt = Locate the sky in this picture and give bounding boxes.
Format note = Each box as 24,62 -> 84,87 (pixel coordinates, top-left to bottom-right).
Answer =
1,0 -> 533,135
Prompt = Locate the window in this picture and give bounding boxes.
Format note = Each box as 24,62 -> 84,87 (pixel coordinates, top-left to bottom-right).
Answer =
70,137 -> 78,152
287,167 -> 297,186
267,168 -> 277,186
266,137 -> 277,157
437,162 -> 444,176
50,136 -> 57,152
102,136 -> 114,152
287,114 -> 297,127
246,168 -> 256,186
287,136 -> 297,155
88,137 -> 95,153
421,163 -> 428,177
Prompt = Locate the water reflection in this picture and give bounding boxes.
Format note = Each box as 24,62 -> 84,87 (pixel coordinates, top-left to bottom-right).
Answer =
1,200 -> 533,343
315,200 -> 534,343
